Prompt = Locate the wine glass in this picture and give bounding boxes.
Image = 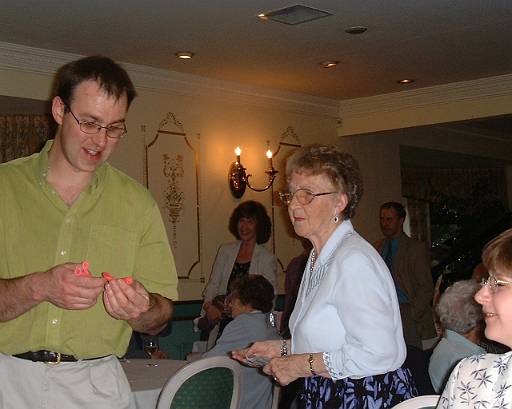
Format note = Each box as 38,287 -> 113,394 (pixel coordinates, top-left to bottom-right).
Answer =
143,338 -> 158,358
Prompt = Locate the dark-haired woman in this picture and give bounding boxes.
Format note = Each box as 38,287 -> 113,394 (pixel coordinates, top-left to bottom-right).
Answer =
203,200 -> 277,310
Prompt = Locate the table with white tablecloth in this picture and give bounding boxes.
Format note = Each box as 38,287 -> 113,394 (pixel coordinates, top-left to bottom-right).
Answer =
122,359 -> 188,409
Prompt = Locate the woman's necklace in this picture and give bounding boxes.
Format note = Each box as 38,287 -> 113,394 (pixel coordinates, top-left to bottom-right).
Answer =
304,248 -> 318,297
310,248 -> 316,273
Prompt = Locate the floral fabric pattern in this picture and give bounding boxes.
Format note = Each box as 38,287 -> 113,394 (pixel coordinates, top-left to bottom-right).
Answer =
437,351 -> 512,409
300,366 -> 417,409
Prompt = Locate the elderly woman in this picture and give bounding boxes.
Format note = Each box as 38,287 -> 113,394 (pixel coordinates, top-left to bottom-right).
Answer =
437,229 -> 512,408
233,144 -> 416,408
204,275 -> 280,409
428,279 -> 485,392
202,200 -> 277,308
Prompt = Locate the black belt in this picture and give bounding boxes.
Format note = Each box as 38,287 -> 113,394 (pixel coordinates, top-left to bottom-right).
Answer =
14,350 -> 102,363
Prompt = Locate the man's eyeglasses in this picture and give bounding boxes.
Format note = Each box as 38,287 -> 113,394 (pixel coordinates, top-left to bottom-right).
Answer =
65,105 -> 127,139
279,188 -> 338,206
480,275 -> 512,293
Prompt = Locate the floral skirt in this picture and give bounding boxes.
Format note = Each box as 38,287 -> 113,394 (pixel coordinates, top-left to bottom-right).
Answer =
300,366 -> 418,409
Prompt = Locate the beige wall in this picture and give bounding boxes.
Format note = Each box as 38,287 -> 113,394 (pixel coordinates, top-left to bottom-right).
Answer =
336,74 -> 512,244
337,133 -> 402,244
2,46 -> 512,300
117,89 -> 338,299
338,74 -> 512,137
340,125 -> 512,244
0,65 -> 338,300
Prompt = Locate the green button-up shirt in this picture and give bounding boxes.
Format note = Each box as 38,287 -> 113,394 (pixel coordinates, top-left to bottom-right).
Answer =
0,140 -> 178,358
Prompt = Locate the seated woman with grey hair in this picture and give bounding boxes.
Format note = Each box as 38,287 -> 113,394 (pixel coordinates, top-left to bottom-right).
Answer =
428,279 -> 485,392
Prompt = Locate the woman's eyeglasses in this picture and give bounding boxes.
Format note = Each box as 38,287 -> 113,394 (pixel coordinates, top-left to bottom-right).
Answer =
279,188 -> 337,206
480,275 -> 512,293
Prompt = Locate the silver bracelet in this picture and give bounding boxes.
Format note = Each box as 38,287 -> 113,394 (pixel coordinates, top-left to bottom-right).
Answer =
280,339 -> 288,356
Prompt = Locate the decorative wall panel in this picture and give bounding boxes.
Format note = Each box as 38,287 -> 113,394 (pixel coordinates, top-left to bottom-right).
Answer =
145,113 -> 202,281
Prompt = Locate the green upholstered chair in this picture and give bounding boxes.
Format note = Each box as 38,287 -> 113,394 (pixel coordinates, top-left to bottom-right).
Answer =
156,356 -> 241,409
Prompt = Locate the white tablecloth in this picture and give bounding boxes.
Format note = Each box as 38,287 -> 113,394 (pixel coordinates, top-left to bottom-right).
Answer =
122,359 -> 188,409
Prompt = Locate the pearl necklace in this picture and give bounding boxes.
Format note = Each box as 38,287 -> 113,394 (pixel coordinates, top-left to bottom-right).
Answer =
310,249 -> 316,273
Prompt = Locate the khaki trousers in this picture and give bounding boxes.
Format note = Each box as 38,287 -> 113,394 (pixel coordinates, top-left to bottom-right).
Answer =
0,353 -> 135,409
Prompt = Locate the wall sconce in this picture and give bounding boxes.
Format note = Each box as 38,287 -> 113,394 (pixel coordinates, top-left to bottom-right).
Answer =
228,145 -> 278,198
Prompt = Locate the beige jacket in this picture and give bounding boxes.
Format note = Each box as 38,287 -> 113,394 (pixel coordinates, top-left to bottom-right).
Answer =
375,234 -> 436,340
202,241 -> 277,303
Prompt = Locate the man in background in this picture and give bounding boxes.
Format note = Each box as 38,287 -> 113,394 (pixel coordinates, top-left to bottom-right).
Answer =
375,202 -> 435,349
0,56 -> 178,409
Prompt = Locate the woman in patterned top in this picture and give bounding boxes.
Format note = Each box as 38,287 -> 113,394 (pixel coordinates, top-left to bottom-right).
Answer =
437,228 -> 512,408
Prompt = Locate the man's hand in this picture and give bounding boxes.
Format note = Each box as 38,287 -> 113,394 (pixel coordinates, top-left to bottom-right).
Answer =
103,279 -> 150,321
103,278 -> 173,335
33,263 -> 106,309
0,262 -> 105,322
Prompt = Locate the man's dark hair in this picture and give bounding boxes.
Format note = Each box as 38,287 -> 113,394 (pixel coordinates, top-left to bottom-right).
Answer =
53,56 -> 136,108
381,201 -> 406,220
230,275 -> 274,313
228,200 -> 272,244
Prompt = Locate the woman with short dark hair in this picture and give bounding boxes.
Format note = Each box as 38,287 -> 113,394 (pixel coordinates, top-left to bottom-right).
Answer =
204,275 -> 280,409
228,200 -> 272,245
202,200 -> 277,306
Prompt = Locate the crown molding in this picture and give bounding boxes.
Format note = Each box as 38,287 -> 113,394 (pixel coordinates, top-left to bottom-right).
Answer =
123,62 -> 340,118
5,41 -> 509,122
0,41 -> 339,118
0,41 -> 78,74
339,74 -> 512,119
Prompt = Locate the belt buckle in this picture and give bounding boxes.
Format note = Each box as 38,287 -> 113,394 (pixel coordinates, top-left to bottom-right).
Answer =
47,352 -> 61,365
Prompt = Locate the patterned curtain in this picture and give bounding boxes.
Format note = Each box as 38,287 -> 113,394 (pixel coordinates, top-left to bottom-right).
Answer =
406,198 -> 430,243
0,114 -> 53,163
402,167 -> 505,205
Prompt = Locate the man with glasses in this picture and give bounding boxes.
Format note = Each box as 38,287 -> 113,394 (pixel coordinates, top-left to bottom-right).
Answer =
0,56 -> 178,409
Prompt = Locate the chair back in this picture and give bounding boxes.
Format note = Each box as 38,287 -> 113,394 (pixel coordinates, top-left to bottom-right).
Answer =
156,356 -> 241,409
392,395 -> 440,409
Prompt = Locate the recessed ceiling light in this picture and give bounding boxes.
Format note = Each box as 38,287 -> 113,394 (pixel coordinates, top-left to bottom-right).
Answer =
345,26 -> 368,34
175,52 -> 194,59
397,78 -> 415,84
320,61 -> 339,69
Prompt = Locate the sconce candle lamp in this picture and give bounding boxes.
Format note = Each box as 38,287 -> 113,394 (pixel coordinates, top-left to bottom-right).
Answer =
266,149 -> 273,168
228,146 -> 247,198
228,145 -> 278,198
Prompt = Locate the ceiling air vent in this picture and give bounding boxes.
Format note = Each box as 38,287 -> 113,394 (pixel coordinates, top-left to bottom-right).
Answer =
259,4 -> 332,25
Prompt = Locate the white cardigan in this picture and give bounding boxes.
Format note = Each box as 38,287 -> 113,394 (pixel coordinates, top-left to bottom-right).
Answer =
202,241 -> 278,302
290,220 -> 406,380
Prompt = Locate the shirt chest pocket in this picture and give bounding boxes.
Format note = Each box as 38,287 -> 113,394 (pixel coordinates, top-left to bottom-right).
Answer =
86,225 -> 137,276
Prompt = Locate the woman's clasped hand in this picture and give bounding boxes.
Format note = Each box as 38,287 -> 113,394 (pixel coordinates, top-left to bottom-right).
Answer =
233,340 -> 306,386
